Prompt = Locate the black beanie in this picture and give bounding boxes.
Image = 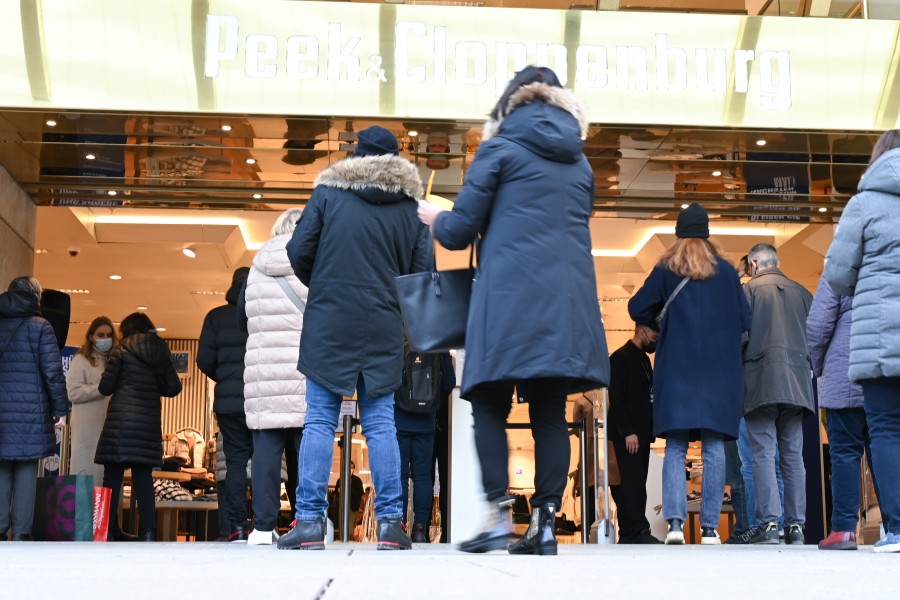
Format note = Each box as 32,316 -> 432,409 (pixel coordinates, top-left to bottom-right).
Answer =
232,266 -> 250,286
676,203 -> 709,239
355,126 -> 399,157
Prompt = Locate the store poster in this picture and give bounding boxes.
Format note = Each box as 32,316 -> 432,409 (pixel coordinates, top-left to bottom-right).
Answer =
42,346 -> 79,477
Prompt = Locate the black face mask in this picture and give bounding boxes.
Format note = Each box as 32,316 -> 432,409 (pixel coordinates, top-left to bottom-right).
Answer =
642,341 -> 656,354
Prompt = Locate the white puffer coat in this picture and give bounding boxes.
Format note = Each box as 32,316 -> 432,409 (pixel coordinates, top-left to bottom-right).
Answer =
242,234 -> 308,429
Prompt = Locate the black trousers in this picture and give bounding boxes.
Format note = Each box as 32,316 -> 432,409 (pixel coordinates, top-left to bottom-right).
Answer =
103,463 -> 155,535
250,428 -> 302,531
216,413 -> 253,533
469,378 -> 570,509
610,438 -> 652,539
432,393 -> 450,542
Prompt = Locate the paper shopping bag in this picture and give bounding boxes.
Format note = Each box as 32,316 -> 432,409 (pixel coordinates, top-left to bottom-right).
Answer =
92,486 -> 112,542
33,475 -> 95,541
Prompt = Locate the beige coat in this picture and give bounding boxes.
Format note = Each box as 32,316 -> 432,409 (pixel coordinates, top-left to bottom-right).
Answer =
65,351 -> 110,482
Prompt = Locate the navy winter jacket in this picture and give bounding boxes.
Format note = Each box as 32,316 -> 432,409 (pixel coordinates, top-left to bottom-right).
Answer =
0,291 -> 70,460
197,275 -> 249,415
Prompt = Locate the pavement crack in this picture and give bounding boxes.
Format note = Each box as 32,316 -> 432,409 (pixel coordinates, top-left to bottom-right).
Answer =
314,578 -> 335,599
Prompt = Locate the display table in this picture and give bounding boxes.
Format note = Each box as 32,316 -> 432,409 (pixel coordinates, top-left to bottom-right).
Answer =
155,500 -> 218,541
686,503 -> 734,544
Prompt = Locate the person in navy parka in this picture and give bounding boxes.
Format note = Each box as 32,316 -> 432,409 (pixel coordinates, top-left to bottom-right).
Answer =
418,66 -> 609,556
0,276 -> 69,541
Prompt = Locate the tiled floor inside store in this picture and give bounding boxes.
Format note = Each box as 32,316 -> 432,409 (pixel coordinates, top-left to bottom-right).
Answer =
2,541 -> 895,599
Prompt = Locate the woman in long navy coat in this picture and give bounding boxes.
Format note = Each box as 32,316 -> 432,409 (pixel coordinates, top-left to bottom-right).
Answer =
628,203 -> 749,545
418,66 -> 609,556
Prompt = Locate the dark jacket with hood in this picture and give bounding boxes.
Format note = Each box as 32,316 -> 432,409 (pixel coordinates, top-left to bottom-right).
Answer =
0,291 -> 70,461
197,270 -> 249,415
287,154 -> 432,398
431,82 -> 609,397
95,332 -> 182,466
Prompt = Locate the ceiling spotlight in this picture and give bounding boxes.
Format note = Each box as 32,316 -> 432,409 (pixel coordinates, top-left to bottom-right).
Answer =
712,170 -> 722,177
246,158 -> 256,165
136,306 -> 148,310
252,193 -> 262,199
34,249 -> 48,254
107,190 -> 117,196
182,247 -> 197,259
109,274 -> 122,280
221,124 -> 232,132
756,139 -> 767,146
408,130 -> 418,137
46,119 -> 57,127
85,153 -> 96,160
681,204 -> 690,209
818,207 -> 828,213
154,327 -> 167,332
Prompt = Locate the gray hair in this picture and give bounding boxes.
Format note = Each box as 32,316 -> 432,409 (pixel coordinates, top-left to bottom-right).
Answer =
748,243 -> 779,269
270,208 -> 304,238
8,276 -> 42,301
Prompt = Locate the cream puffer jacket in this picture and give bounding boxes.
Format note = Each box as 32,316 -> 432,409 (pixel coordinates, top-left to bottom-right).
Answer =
243,234 -> 308,429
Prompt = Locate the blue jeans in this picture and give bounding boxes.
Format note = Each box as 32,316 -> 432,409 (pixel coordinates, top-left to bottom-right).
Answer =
663,430 -> 725,529
825,408 -> 877,532
861,377 -> 900,535
738,418 -> 784,529
397,431 -> 435,526
295,375 -> 402,521
725,440 -> 750,535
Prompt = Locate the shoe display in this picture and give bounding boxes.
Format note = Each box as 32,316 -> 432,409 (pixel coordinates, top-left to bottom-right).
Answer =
278,518 -> 326,550
724,530 -> 752,545
508,504 -> 558,556
10,533 -> 33,542
410,523 -> 428,543
873,532 -> 900,554
817,530 -> 857,551
459,495 -> 515,553
748,522 -> 780,545
376,518 -> 412,551
248,529 -> 280,545
665,519 -> 684,545
700,528 -> 721,545
785,524 -> 805,545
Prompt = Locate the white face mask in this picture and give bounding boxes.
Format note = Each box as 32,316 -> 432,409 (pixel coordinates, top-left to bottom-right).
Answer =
94,338 -> 113,354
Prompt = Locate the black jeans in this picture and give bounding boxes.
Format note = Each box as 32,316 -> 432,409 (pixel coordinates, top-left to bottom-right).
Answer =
103,463 -> 155,535
250,428 -> 302,531
216,413 -> 253,533
610,438 -> 652,538
469,378 -> 570,509
398,430 -> 435,525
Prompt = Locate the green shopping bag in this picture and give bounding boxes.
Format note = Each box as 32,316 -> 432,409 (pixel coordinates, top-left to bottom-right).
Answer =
33,475 -> 95,541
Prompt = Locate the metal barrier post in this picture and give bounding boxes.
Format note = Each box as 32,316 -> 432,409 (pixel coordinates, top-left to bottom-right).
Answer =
579,417 -> 589,543
339,414 -> 353,542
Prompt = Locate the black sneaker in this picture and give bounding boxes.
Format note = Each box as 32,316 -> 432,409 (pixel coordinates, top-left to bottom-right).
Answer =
700,528 -> 721,545
785,524 -> 805,545
665,519 -> 684,545
376,518 -> 412,551
724,529 -> 752,545
748,522 -> 780,545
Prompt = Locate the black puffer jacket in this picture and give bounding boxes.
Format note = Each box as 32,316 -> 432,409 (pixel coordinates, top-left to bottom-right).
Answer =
0,291 -> 70,460
95,333 -> 182,466
197,273 -> 249,415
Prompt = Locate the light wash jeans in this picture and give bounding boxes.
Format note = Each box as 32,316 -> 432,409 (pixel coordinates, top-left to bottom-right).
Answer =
295,374 -> 403,521
663,430 -> 726,529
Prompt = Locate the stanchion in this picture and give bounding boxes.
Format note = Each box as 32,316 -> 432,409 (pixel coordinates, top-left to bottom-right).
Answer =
579,417 -> 589,543
339,414 -> 354,542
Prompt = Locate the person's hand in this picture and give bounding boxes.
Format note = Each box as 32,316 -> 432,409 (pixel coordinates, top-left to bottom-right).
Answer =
54,416 -> 66,429
625,434 -> 639,454
417,200 -> 445,228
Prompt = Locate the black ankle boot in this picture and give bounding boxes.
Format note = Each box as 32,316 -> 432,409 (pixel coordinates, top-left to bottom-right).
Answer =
411,522 -> 428,543
377,518 -> 412,550
277,517 -> 325,550
139,528 -> 156,542
107,526 -> 137,542
508,504 -> 558,556
458,495 -> 515,553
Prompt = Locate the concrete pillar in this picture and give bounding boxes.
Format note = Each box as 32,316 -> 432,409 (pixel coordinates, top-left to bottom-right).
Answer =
0,164 -> 36,287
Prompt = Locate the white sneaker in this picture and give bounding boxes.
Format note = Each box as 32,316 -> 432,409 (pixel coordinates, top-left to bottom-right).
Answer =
247,529 -> 280,545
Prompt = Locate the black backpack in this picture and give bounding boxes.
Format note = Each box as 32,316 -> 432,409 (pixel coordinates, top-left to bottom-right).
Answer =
395,351 -> 442,413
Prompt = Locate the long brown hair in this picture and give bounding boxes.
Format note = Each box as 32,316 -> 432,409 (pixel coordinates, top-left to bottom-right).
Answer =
78,316 -> 117,367
658,238 -> 725,280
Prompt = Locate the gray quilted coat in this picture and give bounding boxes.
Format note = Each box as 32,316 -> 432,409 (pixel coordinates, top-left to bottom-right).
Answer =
824,147 -> 900,383
806,274 -> 864,409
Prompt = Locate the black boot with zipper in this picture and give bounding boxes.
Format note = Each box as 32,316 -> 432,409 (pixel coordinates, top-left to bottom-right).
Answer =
458,494 -> 516,553
507,504 -> 558,556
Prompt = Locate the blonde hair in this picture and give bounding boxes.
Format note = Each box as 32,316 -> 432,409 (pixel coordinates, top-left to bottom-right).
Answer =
270,208 -> 304,238
658,238 -> 725,280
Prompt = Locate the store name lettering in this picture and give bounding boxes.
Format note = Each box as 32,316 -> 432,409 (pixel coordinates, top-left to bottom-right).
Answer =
204,15 -> 792,110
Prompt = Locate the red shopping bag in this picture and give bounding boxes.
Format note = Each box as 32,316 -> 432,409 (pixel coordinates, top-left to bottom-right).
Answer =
92,486 -> 112,542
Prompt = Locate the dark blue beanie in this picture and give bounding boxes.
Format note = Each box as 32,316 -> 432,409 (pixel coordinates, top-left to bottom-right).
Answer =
355,126 -> 399,157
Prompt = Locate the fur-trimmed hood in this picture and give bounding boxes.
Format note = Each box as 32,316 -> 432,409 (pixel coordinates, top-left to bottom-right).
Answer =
482,82 -> 589,142
315,154 -> 424,204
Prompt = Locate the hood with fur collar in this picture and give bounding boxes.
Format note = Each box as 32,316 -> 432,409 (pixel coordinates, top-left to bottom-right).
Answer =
482,82 -> 589,142
315,154 -> 424,204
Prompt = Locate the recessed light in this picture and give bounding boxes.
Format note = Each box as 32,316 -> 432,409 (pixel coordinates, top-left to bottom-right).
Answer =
756,139 -> 767,146
136,306 -> 148,310
58,289 -> 91,294
182,247 -> 197,258
245,158 -> 256,165
34,249 -> 48,254
85,153 -> 96,160
107,190 -> 117,196
109,274 -> 122,280
681,204 -> 690,209
221,125 -> 232,132
408,130 -> 418,137
252,193 -> 262,199
154,327 -> 167,332
818,207 -> 828,213
45,119 -> 57,127
712,170 -> 722,177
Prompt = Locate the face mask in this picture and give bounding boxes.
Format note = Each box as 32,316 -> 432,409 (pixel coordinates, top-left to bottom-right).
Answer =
94,338 -> 113,353
643,341 -> 656,354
